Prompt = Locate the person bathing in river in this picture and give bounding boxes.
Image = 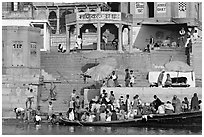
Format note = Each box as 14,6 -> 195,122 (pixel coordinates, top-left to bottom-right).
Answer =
13,107 -> 25,119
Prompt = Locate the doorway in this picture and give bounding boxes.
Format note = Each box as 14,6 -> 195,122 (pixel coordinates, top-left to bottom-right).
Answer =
147,2 -> 154,18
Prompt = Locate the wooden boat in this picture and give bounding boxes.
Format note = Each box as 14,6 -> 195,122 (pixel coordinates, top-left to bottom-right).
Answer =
59,111 -> 202,128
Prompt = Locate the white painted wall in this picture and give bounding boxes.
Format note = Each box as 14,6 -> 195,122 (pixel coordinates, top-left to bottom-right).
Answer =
2,19 -> 51,51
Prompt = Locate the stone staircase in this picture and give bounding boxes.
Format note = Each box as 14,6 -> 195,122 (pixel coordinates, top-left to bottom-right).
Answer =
39,49 -> 187,113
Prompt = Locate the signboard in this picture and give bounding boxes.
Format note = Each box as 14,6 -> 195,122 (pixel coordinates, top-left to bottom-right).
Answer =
77,12 -> 121,21
135,2 -> 144,14
157,3 -> 166,13
178,2 -> 187,18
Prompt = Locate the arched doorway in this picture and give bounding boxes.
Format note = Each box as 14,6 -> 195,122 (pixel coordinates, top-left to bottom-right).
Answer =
48,11 -> 57,34
80,24 -> 97,50
60,10 -> 72,34
147,2 -> 154,18
101,24 -> 118,50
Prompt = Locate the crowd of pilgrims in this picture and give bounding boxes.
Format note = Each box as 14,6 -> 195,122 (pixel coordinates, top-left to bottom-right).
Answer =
48,89 -> 202,123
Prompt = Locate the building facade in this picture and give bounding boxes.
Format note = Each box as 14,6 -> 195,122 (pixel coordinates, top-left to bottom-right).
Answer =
2,2 -> 201,52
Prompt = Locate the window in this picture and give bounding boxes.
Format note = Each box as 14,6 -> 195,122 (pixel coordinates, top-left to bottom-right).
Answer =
31,42 -> 37,49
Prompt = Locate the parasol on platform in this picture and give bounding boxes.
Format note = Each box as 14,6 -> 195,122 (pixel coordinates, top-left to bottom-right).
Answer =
85,58 -> 117,81
164,61 -> 194,81
164,61 -> 193,72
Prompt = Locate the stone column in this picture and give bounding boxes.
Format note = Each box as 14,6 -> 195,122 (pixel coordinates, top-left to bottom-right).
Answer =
97,22 -> 101,50
129,25 -> 133,53
118,24 -> 123,52
43,23 -> 47,51
66,25 -> 70,53
56,8 -> 60,34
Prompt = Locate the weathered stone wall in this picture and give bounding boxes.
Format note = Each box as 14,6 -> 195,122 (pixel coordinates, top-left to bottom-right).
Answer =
2,83 -> 38,118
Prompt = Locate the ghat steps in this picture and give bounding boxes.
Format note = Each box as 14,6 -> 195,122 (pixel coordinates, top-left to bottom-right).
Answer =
39,49 -> 187,113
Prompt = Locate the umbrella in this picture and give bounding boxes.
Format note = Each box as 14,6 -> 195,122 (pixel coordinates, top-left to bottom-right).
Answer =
81,63 -> 99,73
164,61 -> 194,81
85,58 -> 117,81
164,61 -> 193,72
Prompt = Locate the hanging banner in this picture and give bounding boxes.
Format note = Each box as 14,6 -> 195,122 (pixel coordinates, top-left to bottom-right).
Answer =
135,2 -> 144,14
157,2 -> 166,13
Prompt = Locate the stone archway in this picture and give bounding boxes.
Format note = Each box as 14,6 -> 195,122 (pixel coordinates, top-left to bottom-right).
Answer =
80,24 -> 97,50
101,24 -> 118,50
60,10 -> 72,34
48,11 -> 57,34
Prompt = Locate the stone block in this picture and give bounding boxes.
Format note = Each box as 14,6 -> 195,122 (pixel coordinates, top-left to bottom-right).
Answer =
2,88 -> 11,95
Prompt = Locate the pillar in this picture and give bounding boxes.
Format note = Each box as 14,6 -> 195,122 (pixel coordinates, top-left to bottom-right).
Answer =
43,23 -> 47,51
118,24 -> 123,52
56,8 -> 60,34
66,25 -> 70,53
97,22 -> 101,50
129,25 -> 133,53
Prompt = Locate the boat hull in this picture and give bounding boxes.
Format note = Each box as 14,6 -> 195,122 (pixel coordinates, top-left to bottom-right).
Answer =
59,111 -> 202,128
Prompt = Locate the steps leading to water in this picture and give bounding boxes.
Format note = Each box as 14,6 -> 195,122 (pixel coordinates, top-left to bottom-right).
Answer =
39,49 -> 187,113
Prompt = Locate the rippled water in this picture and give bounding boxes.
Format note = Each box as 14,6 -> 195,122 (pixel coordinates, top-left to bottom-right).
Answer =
2,120 -> 202,135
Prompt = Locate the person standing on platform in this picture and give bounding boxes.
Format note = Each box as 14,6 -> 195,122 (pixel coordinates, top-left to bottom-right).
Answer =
157,69 -> 165,87
109,71 -> 119,87
164,73 -> 172,87
48,101 -> 54,120
129,70 -> 135,87
149,35 -> 154,50
125,69 -> 131,87
26,88 -> 34,109
172,95 -> 182,113
75,35 -> 82,52
191,93 -> 199,111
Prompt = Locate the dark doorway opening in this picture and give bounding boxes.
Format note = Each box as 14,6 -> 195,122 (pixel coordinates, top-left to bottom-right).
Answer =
147,2 -> 154,18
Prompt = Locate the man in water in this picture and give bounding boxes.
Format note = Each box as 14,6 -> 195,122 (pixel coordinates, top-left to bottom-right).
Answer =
13,107 -> 25,119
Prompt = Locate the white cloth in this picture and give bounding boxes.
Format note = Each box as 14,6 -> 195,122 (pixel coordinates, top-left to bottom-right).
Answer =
157,105 -> 165,114
69,110 -> 75,121
199,103 -> 202,111
130,74 -> 135,83
106,116 -> 111,121
75,37 -> 82,48
16,107 -> 24,113
164,103 -> 174,111
35,115 -> 41,121
88,115 -> 95,122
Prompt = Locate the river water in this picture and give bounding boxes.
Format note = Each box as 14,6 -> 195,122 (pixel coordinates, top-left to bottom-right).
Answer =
2,120 -> 202,135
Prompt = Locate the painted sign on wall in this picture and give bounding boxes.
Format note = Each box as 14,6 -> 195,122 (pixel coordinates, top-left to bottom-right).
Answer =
157,2 -> 166,13
135,2 -> 144,14
77,12 -> 121,21
178,2 -> 187,18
